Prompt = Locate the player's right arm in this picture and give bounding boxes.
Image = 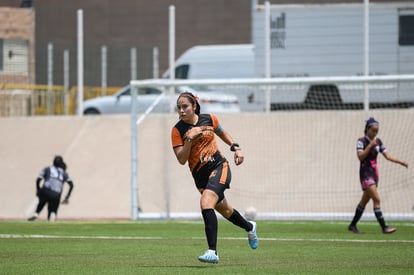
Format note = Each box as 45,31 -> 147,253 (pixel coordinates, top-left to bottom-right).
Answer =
173,140 -> 193,165
35,167 -> 48,193
35,177 -> 42,196
171,127 -> 194,165
357,139 -> 376,161
172,127 -> 201,165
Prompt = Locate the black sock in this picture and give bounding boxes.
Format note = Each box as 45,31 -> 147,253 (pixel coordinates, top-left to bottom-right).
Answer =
227,209 -> 253,232
350,204 -> 364,226
201,209 -> 217,251
374,208 -> 386,229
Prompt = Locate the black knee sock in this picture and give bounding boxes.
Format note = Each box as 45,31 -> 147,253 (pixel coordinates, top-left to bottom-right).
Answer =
350,204 -> 365,226
374,208 -> 386,229
201,209 -> 217,251
227,209 -> 253,232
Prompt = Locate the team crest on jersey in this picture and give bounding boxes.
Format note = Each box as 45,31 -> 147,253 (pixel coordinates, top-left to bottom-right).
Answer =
209,170 -> 217,178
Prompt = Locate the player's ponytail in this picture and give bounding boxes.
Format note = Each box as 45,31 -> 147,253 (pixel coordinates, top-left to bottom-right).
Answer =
364,117 -> 379,134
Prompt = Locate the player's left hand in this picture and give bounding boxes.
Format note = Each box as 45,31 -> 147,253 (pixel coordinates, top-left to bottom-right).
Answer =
234,150 -> 244,165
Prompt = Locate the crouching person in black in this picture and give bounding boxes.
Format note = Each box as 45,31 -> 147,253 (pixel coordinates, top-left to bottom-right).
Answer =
28,156 -> 74,221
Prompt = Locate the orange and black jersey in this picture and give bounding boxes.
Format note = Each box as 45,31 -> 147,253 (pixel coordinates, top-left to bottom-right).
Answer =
171,113 -> 226,175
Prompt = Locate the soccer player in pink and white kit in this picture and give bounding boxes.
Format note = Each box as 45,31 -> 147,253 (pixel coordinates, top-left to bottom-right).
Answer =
348,117 -> 408,234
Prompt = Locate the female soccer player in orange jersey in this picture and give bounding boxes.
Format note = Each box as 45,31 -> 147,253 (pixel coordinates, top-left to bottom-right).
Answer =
171,92 -> 258,264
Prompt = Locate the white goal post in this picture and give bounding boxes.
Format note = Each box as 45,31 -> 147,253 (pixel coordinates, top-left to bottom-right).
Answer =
131,74 -> 414,108
129,74 -> 414,221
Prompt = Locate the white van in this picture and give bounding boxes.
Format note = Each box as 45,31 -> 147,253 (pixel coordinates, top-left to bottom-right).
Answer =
163,44 -> 266,111
162,44 -> 255,79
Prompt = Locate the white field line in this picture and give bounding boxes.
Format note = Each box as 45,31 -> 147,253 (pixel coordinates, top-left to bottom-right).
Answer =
1,234 -> 414,243
0,234 -> 161,240
216,237 -> 414,243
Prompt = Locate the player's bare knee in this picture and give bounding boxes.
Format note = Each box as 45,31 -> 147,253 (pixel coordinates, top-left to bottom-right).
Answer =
222,208 -> 233,218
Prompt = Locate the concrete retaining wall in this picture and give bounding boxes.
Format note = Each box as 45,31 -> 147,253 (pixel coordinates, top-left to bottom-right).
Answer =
1,110 -> 413,220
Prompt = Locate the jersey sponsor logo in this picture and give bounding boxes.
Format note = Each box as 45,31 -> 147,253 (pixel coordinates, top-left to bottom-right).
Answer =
200,154 -> 215,163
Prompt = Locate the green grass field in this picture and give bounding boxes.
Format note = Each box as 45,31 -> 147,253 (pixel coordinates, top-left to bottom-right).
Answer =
1,220 -> 413,274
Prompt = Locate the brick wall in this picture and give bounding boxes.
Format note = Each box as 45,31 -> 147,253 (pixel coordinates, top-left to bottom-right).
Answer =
0,7 -> 35,84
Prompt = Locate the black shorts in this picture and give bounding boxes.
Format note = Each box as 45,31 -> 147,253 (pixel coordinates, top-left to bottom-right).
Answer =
39,188 -> 61,213
194,160 -> 231,202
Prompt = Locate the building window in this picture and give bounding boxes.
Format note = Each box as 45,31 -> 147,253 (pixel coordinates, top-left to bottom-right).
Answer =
0,39 -> 29,75
399,15 -> 414,46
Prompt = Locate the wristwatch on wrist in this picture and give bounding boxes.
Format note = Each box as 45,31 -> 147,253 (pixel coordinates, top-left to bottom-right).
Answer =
230,143 -> 240,151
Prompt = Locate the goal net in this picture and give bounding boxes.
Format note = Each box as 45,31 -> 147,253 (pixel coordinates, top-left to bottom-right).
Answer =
130,75 -> 414,221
